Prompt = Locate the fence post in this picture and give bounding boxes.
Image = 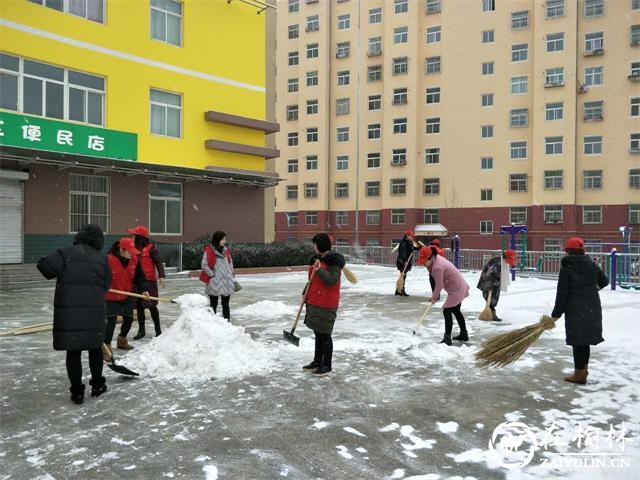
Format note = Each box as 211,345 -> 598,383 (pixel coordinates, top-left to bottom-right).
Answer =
610,248 -> 617,291
178,242 -> 183,272
453,235 -> 460,269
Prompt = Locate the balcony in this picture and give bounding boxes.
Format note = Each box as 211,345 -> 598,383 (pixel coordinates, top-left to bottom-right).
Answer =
629,72 -> 640,82
391,160 -> 407,167
367,49 -> 382,57
583,113 -> 603,122
544,80 -> 564,88
584,48 -> 604,57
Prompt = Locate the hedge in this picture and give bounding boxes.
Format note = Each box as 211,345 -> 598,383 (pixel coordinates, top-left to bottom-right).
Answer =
182,236 -> 315,270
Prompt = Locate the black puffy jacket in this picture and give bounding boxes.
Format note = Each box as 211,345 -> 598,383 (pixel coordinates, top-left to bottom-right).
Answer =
37,225 -> 111,351
396,237 -> 418,272
551,254 -> 609,346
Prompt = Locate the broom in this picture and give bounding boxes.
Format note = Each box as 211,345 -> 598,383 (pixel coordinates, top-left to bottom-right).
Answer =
342,266 -> 358,284
478,291 -> 493,321
475,315 -> 557,368
396,252 -> 413,292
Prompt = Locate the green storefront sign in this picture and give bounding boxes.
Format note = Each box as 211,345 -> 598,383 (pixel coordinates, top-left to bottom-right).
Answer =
0,111 -> 137,161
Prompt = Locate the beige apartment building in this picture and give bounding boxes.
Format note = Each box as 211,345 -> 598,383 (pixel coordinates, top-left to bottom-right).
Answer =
274,0 -> 640,250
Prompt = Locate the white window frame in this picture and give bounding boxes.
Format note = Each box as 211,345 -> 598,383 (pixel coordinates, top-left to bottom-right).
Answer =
631,204 -> 640,224
304,183 -> 318,199
287,78 -> 298,93
286,185 -> 298,199
511,10 -> 529,29
509,174 -> 527,193
366,210 -> 381,225
545,136 -> 563,155
337,14 -> 350,30
306,128 -> 318,143
150,88 -> 182,138
365,181 -> 380,197
368,94 -> 382,111
510,141 -> 527,160
335,183 -> 349,199
424,209 -> 439,224
426,25 -> 441,44
368,124 -> 381,139
393,57 -> 409,75
426,87 -> 440,104
29,0 -> 105,23
584,135 -> 602,155
510,207 -> 527,224
480,220 -> 493,234
394,0 -> 408,14
305,212 -> 318,226
425,148 -> 440,164
481,188 -> 493,201
511,43 -> 529,62
426,117 -> 441,134
393,118 -> 407,135
425,56 -> 441,74
337,70 -> 350,86
367,152 -> 381,168
391,209 -> 406,225
394,26 -> 409,44
336,126 -> 350,143
510,108 -> 528,128
305,155 -> 318,170
482,62 -> 495,75
546,102 -> 564,121
544,170 -> 564,190
544,205 -> 563,224
306,71 -> 319,86
585,66 -> 603,86
336,98 -> 350,115
631,97 -> 640,117
369,7 -> 382,24
424,178 -> 440,195
149,180 -> 183,236
584,0 -> 604,17
150,0 -> 183,47
482,30 -> 495,43
287,159 -> 298,174
481,125 -> 494,138
546,33 -> 564,52
583,170 -> 603,190
546,0 -> 565,19
481,93 -> 494,107
511,75 -> 528,94
585,31 -> 604,53
307,43 -> 319,59
583,205 -> 602,224
391,178 -> 407,196
545,68 -> 564,86
392,148 -> 407,165
288,51 -> 299,66
481,156 -> 493,169
393,88 -> 408,105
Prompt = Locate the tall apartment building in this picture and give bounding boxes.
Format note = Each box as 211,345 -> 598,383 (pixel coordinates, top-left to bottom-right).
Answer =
274,0 -> 640,250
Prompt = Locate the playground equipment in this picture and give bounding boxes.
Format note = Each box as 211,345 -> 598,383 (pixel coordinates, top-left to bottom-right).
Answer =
500,224 -> 528,281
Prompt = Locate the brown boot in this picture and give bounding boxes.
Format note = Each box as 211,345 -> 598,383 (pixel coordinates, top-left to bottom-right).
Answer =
117,336 -> 134,350
103,344 -> 112,362
564,369 -> 588,385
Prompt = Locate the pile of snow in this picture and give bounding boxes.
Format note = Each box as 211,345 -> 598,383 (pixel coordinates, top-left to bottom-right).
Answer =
234,300 -> 297,320
126,294 -> 275,383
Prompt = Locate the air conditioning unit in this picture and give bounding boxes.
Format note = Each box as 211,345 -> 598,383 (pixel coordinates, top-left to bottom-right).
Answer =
367,50 -> 382,57
585,48 -> 604,56
577,84 -> 588,94
391,160 -> 407,166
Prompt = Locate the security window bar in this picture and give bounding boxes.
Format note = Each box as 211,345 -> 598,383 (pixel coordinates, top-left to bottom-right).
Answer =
69,173 -> 110,233
426,26 -> 441,44
394,27 -> 409,44
304,183 -> 318,198
630,169 -> 640,188
288,25 -> 299,40
391,209 -> 406,225
511,10 -> 529,29
392,149 -> 407,165
425,148 -> 440,164
583,170 -> 603,190
391,178 -> 407,196
510,207 -> 527,224
369,7 -> 382,24
306,15 -> 319,32
286,186 -> 298,199
426,0 -> 441,14
544,205 -> 563,223
368,37 -> 382,56
149,181 -> 182,235
287,212 -> 298,226
425,56 -> 441,74
545,68 -> 564,86
365,182 -> 380,197
584,0 -> 604,17
544,170 -> 563,190
336,42 -> 351,59
509,174 -> 527,192
584,100 -> 603,121
424,178 -> 440,195
546,0 -> 564,19
335,183 -> 349,199
393,57 -> 409,75
368,65 -> 382,82
366,211 -> 381,225
510,109 -> 528,128
336,98 -> 350,115
394,0 -> 408,14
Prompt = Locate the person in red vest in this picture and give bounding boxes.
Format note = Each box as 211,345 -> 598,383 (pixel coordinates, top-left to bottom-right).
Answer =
302,233 -> 346,376
104,237 -> 139,356
128,225 -> 166,339
200,231 -> 235,321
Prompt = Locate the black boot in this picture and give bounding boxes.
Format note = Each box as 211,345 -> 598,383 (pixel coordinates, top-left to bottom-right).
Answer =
395,289 -> 401,296
440,334 -> 452,346
90,377 -> 107,397
133,330 -> 145,340
401,289 -> 409,297
303,361 -> 321,371
69,384 -> 85,405
155,328 -> 162,337
453,331 -> 469,341
491,307 -> 502,322
313,366 -> 332,376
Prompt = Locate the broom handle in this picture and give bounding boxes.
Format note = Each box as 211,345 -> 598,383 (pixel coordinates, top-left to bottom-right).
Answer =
108,289 -> 174,303
291,268 -> 317,333
486,290 -> 492,308
414,303 -> 433,332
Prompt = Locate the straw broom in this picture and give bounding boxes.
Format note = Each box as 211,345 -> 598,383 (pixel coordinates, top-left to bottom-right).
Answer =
342,266 -> 358,284
475,315 -> 557,368
396,252 -> 413,292
479,291 -> 493,321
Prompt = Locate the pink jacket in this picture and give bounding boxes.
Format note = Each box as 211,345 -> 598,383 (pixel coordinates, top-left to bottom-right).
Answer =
429,255 -> 470,308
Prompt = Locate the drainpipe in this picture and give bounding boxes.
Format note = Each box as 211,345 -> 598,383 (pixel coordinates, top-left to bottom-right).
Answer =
573,0 -> 579,237
354,0 -> 361,247
326,0 -> 333,235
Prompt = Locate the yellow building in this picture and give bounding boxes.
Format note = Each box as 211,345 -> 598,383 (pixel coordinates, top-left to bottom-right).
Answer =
0,0 -> 278,264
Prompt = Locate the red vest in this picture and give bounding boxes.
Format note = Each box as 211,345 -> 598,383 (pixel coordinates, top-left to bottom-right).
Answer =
106,254 -> 138,301
199,245 -> 233,283
305,262 -> 341,309
139,244 -> 158,281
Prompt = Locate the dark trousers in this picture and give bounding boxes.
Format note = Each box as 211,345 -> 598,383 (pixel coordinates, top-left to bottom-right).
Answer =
572,345 -> 591,369
313,331 -> 333,369
136,301 -> 161,335
105,315 -> 134,343
443,303 -> 467,336
66,349 -> 103,387
209,295 -> 231,319
429,275 -> 436,293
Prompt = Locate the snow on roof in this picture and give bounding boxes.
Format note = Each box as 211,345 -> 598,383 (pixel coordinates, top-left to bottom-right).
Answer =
414,224 -> 448,236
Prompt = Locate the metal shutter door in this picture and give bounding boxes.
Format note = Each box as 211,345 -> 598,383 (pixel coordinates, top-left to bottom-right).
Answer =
0,179 -> 23,264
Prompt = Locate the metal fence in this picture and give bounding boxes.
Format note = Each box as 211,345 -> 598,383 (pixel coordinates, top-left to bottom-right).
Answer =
156,242 -> 183,272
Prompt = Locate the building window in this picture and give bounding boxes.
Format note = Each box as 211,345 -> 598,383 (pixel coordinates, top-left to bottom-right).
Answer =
634,0 -> 640,10
336,126 -> 349,142
69,174 -> 110,233
394,26 -> 409,44
150,89 -> 181,138
306,15 -> 319,32
287,159 -> 298,173
482,30 -> 495,43
482,62 -> 494,75
631,97 -> 640,117
368,36 -> 382,56
366,210 -> 381,225
544,239 -> 562,251
287,132 -> 298,146
426,0 -> 441,14
306,128 -> 319,143
29,0 -> 105,23
629,169 -> 640,188
481,125 -> 494,138
307,43 -> 319,59
510,141 -> 527,159
425,56 -> 441,74
288,51 -> 299,66
336,42 -> 351,59
583,206 -> 602,224
424,177 -> 440,195
585,32 -> 604,53
544,170 -> 564,190
368,123 -> 381,139
366,181 -> 380,197
544,205 -> 563,224
546,32 -> 564,52
286,105 -> 299,121
288,24 -> 299,40
510,108 -> 528,128
391,209 -> 406,225
286,212 -> 298,227
336,153 -> 349,170
150,0 -> 182,46
546,0 -> 564,18
368,65 -> 382,82
393,88 -> 408,105
631,133 -> 640,152
426,25 -> 441,44
286,185 -> 298,199
632,25 -> 640,45
511,75 -> 528,94
425,148 -> 440,164
481,157 -> 494,169
335,212 -> 348,226
426,87 -> 440,104
393,57 -> 409,75
546,102 -> 564,120
367,152 -> 381,168
480,220 -> 493,234
585,0 -> 604,17
545,68 -> 564,86
511,43 -> 529,62
510,207 -> 527,224
393,118 -> 407,134
305,211 -> 318,225
545,136 -> 563,154
368,94 -> 382,111
392,148 -> 407,166
631,204 -> 640,224
288,0 -> 299,13
584,135 -> 602,155
482,0 -> 495,12
426,117 -> 441,134
584,66 -> 603,86
481,93 -> 494,107
583,170 -> 603,190
511,10 -> 529,29
481,188 -> 493,201
394,0 -> 408,14
424,209 -> 439,223
335,183 -> 349,199
632,62 -> 640,77
287,78 -> 299,93
337,70 -> 350,86
306,155 -> 318,170
304,183 -> 318,198
305,72 -> 319,88
584,100 -> 603,121
391,178 -> 407,195
337,13 -> 350,30
509,174 -> 527,192
369,7 -> 382,24
336,98 -> 350,115
149,181 -> 182,235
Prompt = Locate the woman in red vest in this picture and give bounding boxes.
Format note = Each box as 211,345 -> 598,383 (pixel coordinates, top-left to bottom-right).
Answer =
104,237 -> 139,355
128,225 -> 166,339
200,231 -> 235,320
302,233 -> 346,376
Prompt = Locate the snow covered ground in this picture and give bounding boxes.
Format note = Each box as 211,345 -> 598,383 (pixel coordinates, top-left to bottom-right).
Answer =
0,264 -> 638,479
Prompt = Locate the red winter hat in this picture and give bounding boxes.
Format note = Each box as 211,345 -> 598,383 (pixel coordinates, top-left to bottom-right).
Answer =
119,237 -> 140,255
417,246 -> 438,265
404,230 -> 414,237
127,225 -> 150,238
565,237 -> 584,251
504,249 -> 517,266
430,239 -> 441,246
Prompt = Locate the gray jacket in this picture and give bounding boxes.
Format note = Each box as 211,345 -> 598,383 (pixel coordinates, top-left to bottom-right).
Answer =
201,246 -> 235,297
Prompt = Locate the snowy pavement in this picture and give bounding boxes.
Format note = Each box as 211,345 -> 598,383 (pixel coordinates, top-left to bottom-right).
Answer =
1,264 -> 639,480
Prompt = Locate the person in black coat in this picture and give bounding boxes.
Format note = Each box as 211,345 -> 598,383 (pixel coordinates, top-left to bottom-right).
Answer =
395,230 -> 421,296
37,224 -> 112,404
551,237 -> 609,385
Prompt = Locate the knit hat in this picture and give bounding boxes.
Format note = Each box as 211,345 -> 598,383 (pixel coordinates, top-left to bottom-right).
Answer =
312,233 -> 332,253
503,249 -> 517,266
565,237 -> 585,251
74,224 -> 105,251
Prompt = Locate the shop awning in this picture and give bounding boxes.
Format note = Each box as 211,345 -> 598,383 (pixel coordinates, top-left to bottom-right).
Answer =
414,224 -> 448,237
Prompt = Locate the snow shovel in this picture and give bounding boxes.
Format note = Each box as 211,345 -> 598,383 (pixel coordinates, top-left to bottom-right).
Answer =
108,289 -> 178,304
102,344 -> 139,376
283,269 -> 317,347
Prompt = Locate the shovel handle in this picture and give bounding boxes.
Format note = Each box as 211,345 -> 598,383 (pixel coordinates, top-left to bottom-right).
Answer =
102,343 -> 113,362
413,303 -> 434,334
108,289 -> 175,303
290,268 -> 318,333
